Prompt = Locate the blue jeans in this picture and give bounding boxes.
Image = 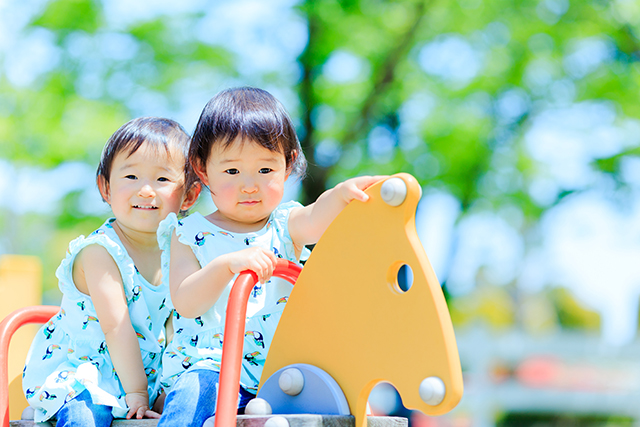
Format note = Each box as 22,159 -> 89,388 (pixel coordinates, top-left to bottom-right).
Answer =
55,389 -> 114,427
158,369 -> 255,427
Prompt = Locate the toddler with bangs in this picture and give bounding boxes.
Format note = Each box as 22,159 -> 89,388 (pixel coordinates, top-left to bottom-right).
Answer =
157,87 -> 385,426
22,117 -> 201,426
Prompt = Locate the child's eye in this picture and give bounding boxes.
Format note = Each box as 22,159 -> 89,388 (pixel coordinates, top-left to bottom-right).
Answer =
225,169 -> 240,175
259,168 -> 273,174
125,175 -> 137,180
158,177 -> 169,182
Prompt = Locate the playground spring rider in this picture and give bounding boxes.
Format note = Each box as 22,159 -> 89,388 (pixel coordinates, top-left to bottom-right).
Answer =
0,173 -> 463,427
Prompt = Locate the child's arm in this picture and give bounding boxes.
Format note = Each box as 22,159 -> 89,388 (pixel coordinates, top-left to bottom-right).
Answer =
74,245 -> 160,419
288,175 -> 387,247
169,232 -> 279,318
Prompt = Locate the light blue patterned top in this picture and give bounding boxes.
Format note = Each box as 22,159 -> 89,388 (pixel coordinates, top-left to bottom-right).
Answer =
157,201 -> 309,393
22,218 -> 171,422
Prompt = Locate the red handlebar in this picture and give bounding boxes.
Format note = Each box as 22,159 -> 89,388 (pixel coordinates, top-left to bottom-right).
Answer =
0,305 -> 59,427
215,259 -> 301,427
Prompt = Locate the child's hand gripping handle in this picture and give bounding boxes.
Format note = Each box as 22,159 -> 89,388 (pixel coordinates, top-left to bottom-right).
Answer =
215,259 -> 302,427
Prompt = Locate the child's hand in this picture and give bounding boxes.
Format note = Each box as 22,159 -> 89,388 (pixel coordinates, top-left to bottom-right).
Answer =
338,176 -> 388,204
224,247 -> 279,284
144,409 -> 162,419
125,391 -> 158,419
288,175 -> 388,247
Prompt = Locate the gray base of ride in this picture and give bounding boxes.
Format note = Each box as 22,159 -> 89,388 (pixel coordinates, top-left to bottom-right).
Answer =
10,415 -> 407,427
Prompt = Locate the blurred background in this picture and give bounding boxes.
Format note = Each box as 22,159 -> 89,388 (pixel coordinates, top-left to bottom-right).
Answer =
1,0 -> 640,426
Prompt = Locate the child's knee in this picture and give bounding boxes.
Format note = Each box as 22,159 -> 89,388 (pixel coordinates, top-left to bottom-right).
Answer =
55,390 -> 113,427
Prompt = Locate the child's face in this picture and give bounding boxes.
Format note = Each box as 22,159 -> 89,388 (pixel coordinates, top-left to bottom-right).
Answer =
196,138 -> 288,231
99,143 -> 195,234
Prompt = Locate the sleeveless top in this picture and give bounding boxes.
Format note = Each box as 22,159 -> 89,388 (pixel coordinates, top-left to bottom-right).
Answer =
157,201 -> 308,393
22,218 -> 171,422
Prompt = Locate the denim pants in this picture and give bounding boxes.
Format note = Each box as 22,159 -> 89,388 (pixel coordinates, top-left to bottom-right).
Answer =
54,389 -> 114,427
157,368 -> 255,427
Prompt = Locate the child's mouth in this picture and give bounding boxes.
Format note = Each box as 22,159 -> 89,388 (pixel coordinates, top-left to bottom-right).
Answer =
133,205 -> 158,210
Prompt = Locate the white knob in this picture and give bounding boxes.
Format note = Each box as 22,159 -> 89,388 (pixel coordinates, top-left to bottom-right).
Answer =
278,367 -> 305,396
380,178 -> 407,206
419,376 -> 446,406
244,397 -> 272,415
265,416 -> 290,427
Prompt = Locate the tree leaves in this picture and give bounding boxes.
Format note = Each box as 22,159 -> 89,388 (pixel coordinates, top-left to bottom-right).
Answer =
2,0 -> 639,328
32,0 -> 102,35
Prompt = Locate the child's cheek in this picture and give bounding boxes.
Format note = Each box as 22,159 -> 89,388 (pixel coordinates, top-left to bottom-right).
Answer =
167,187 -> 186,209
264,180 -> 285,202
220,182 -> 237,198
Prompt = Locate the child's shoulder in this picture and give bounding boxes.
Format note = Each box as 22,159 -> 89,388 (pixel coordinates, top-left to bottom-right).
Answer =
75,241 -> 115,262
80,221 -> 130,260
72,242 -> 121,294
158,211 -> 212,251
158,212 -> 211,240
270,200 -> 304,225
178,211 -> 208,226
160,211 -> 208,229
56,218 -> 131,293
277,200 -> 304,211
66,218 -> 121,254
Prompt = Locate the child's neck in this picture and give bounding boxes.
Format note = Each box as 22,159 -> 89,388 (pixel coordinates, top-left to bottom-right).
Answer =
111,220 -> 162,286
205,210 -> 269,234
112,220 -> 158,250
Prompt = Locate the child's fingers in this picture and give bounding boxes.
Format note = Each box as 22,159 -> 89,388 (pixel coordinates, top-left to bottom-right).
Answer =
344,183 -> 369,203
137,406 -> 147,419
353,188 -> 370,202
263,247 -> 279,266
257,255 -> 276,283
126,407 -> 136,419
145,409 -> 162,419
255,248 -> 278,283
232,247 -> 279,282
351,175 -> 390,202
126,405 -> 148,419
359,175 -> 388,190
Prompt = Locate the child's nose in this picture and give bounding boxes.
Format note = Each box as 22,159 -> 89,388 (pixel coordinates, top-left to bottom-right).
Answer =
139,183 -> 156,197
242,178 -> 258,193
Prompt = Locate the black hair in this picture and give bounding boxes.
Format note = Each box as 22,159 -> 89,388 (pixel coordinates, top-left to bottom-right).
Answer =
97,117 -> 198,191
190,87 -> 306,177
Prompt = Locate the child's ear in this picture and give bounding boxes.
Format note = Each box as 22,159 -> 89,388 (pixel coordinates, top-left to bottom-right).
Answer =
97,175 -> 110,204
181,182 -> 201,211
286,150 -> 298,180
193,159 -> 210,187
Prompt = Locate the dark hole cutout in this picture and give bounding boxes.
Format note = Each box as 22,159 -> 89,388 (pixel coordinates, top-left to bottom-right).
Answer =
397,264 -> 414,292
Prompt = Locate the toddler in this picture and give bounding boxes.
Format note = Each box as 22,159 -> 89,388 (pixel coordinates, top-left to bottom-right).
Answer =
22,117 -> 201,426
157,87 -> 384,426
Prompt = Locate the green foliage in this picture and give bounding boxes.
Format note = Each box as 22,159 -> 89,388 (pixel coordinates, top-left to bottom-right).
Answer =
0,81 -> 129,166
32,0 -> 101,34
549,287 -> 601,331
1,0 -> 638,326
